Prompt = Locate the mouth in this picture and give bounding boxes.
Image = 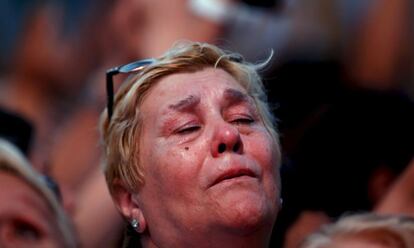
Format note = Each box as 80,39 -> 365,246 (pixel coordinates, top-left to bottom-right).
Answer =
211,168 -> 256,187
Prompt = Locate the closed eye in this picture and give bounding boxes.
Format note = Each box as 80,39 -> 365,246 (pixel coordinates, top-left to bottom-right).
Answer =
176,125 -> 201,135
231,117 -> 254,125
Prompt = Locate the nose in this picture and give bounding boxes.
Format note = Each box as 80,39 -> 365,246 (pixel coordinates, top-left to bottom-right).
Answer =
211,122 -> 243,157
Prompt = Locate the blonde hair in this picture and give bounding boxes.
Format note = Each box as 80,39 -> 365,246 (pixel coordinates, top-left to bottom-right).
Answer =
0,139 -> 77,248
100,41 -> 280,194
300,213 -> 414,248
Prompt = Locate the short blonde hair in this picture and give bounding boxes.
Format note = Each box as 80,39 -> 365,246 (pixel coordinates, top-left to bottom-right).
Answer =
100,41 -> 280,194
300,213 -> 414,248
0,139 -> 77,248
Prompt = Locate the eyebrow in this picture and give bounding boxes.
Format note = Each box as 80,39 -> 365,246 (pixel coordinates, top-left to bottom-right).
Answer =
168,95 -> 200,111
223,88 -> 249,105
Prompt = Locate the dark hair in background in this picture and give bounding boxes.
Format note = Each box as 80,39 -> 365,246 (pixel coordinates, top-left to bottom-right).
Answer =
242,0 -> 281,8
265,60 -> 414,247
0,108 -> 33,156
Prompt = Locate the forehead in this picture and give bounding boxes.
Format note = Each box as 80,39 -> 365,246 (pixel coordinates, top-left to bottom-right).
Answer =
142,67 -> 247,109
0,172 -> 35,197
0,172 -> 51,218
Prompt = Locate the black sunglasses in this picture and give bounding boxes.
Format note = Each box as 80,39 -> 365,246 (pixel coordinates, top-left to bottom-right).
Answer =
106,59 -> 155,121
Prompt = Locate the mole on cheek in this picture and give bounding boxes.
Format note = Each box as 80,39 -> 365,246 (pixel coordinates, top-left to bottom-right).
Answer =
185,147 -> 189,151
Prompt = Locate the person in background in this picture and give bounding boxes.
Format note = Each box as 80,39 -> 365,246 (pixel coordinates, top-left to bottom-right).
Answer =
0,138 -> 77,248
299,213 -> 414,248
376,159 -> 414,217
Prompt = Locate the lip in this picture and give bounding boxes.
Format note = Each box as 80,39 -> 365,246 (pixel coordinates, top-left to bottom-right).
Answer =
210,168 -> 256,187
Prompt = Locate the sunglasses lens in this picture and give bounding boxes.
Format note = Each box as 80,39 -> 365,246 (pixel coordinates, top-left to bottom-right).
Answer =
119,59 -> 154,73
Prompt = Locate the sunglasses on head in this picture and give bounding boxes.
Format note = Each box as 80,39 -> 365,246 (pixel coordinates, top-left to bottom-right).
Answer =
105,54 -> 244,121
106,59 -> 155,121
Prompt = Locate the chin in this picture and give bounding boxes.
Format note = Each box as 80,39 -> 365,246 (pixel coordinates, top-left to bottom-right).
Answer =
217,191 -> 276,234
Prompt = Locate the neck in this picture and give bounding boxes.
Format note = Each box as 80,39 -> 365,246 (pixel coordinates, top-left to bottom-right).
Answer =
140,223 -> 272,248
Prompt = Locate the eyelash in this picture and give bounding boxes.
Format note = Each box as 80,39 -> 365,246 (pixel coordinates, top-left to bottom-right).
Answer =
230,116 -> 254,125
174,115 -> 254,135
176,125 -> 201,134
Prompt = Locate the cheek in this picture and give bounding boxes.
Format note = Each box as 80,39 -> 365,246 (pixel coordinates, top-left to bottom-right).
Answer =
246,132 -> 279,173
144,140 -> 205,194
245,131 -> 280,195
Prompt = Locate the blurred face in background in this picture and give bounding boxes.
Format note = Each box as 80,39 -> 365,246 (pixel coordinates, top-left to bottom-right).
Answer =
134,67 -> 280,245
326,240 -> 399,248
0,172 -> 65,248
325,233 -> 408,248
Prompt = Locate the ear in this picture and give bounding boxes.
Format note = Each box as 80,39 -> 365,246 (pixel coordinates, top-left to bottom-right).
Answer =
112,179 -> 146,233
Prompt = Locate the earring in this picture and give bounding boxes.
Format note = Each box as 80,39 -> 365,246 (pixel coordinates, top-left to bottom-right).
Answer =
131,219 -> 139,230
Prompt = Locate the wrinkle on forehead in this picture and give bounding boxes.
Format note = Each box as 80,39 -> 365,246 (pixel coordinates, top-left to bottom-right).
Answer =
223,88 -> 250,104
148,68 -> 249,117
168,95 -> 200,112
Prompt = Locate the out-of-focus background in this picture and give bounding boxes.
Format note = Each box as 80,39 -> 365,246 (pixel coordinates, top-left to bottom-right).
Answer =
1,0 -> 413,247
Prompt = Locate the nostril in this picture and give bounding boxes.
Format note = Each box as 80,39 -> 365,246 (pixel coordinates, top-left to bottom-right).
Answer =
233,142 -> 240,152
218,143 -> 226,153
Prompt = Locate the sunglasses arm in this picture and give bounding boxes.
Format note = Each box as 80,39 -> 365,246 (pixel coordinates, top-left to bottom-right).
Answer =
106,68 -> 120,120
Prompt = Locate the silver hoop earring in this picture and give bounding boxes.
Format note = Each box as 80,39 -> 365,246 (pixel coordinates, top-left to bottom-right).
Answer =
131,219 -> 139,230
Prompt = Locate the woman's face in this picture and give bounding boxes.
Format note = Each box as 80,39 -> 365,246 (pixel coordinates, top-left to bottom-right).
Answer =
135,67 -> 280,240
0,172 -> 65,248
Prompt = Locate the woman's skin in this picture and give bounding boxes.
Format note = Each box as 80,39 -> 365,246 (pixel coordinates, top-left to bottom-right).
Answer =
0,172 -> 65,248
115,67 -> 281,248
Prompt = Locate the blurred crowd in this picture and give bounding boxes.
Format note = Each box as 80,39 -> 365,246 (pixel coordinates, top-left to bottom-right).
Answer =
0,0 -> 413,247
